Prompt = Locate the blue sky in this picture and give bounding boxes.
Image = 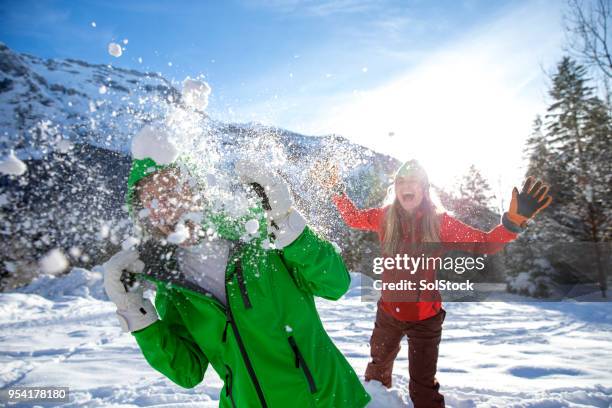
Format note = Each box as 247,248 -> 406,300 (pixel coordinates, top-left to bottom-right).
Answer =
0,0 -> 566,197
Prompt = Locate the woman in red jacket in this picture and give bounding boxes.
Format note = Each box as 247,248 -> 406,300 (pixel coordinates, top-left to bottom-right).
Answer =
317,159 -> 552,408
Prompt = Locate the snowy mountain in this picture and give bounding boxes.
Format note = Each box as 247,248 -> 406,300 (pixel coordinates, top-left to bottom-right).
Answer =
0,42 -> 180,157
0,43 -> 398,290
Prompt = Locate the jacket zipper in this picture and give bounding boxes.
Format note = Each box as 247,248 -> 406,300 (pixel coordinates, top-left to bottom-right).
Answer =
224,364 -> 237,408
141,248 -> 267,407
288,336 -> 317,393
234,260 -> 252,309
224,271 -> 268,408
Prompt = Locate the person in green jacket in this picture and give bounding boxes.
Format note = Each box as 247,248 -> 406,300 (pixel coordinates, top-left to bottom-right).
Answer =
102,155 -> 371,408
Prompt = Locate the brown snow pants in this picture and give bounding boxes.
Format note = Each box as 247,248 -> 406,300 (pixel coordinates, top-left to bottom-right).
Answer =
365,301 -> 446,408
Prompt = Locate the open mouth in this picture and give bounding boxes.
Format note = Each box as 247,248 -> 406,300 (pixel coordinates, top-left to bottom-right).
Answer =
401,192 -> 416,201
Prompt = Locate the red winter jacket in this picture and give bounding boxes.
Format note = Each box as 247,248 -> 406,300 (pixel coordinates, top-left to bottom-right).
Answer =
332,193 -> 518,321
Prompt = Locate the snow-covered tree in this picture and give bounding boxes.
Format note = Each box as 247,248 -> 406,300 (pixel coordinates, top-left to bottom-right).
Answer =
507,57 -> 611,298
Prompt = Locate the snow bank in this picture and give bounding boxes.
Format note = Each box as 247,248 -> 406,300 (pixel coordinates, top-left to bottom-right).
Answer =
346,271 -> 375,298
16,267 -> 108,301
1,267 -> 611,406
364,380 -> 407,407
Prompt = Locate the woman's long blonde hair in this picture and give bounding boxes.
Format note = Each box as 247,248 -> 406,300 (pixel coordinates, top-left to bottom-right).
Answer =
381,160 -> 444,255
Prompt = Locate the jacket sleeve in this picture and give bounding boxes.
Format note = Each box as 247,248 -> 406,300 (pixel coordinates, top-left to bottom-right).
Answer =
332,193 -> 385,232
132,286 -> 209,389
280,226 -> 351,301
439,212 -> 518,254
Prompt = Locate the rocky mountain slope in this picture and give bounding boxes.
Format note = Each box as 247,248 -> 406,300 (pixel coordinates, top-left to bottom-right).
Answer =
0,43 -> 399,290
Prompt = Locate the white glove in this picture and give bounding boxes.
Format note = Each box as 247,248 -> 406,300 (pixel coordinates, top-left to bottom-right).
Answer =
102,249 -> 158,332
234,160 -> 305,249
270,209 -> 307,249
234,160 -> 293,219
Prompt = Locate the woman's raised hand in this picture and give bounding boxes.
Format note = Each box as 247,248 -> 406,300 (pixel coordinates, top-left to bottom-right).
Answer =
506,176 -> 553,228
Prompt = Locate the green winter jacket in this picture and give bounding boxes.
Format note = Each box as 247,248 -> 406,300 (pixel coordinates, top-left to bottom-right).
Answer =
127,158 -> 371,408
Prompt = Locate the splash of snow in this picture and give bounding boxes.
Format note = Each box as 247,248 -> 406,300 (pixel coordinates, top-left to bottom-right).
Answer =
245,219 -> 259,235
56,139 -> 73,153
0,150 -> 27,176
68,247 -> 82,258
107,42 -> 122,58
121,236 -> 140,250
39,249 -> 69,275
182,78 -> 211,111
98,85 -> 107,94
131,125 -> 179,165
167,223 -> 190,244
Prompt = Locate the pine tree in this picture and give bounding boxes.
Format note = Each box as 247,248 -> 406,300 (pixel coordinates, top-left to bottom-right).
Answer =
544,56 -> 611,296
457,165 -> 495,210
505,57 -> 611,298
442,165 -> 499,232
524,116 -> 549,177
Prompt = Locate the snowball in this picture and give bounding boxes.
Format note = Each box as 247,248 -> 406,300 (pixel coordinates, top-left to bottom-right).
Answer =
4,261 -> 16,273
98,224 -> 110,239
121,236 -> 140,250
245,219 -> 259,235
0,150 -> 27,176
108,42 -> 122,58
138,57 -> 143,64
98,85 -> 107,94
131,125 -> 179,165
39,249 -> 69,275
91,21 -> 96,28
182,77 -> 211,110
56,139 -> 73,153
285,325 -> 293,333
262,238 -> 275,250
167,223 -> 189,244
182,212 -> 203,224
122,38 -> 128,45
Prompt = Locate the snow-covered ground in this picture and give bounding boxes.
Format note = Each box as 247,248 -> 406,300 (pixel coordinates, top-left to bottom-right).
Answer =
1,269 -> 611,407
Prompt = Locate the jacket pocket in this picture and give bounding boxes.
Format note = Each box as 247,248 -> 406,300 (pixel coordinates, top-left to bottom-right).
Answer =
287,336 -> 317,393
224,364 -> 237,408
